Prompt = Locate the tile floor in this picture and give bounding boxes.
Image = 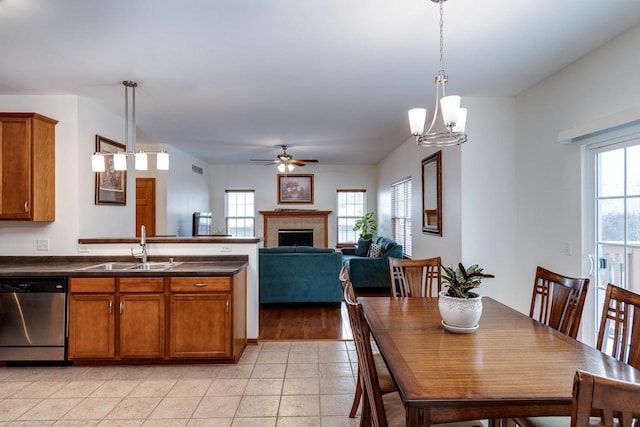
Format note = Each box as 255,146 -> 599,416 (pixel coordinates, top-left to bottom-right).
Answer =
0,341 -> 361,427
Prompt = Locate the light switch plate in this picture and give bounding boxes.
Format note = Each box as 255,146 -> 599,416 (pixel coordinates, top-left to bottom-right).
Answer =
36,239 -> 50,251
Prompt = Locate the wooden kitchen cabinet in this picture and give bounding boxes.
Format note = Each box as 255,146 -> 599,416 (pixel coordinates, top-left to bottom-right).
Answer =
119,278 -> 165,359
67,277 -> 116,359
0,113 -> 57,221
67,276 -> 165,360
169,270 -> 246,361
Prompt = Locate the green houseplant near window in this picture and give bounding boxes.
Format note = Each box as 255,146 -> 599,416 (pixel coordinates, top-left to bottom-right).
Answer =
439,262 -> 494,331
353,211 -> 377,240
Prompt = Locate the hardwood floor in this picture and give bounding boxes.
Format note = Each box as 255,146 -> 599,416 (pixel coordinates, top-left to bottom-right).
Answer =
259,287 -> 389,341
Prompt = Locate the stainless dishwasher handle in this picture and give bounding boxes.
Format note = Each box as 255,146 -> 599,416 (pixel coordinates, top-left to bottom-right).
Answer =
194,283 -> 208,287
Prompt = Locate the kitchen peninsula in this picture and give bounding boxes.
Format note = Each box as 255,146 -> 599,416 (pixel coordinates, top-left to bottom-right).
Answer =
0,241 -> 259,365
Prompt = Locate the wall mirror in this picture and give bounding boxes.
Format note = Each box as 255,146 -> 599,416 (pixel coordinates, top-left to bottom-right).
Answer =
422,151 -> 442,236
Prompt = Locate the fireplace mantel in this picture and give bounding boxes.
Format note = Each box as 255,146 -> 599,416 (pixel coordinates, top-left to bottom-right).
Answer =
260,210 -> 332,247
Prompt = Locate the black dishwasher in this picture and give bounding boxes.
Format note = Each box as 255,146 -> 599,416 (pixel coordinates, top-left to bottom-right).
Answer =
0,276 -> 68,363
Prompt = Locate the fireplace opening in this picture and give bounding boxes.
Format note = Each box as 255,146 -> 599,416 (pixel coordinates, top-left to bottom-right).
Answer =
278,229 -> 313,247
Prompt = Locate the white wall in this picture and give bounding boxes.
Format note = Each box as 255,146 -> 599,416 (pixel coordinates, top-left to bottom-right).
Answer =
209,164 -> 378,247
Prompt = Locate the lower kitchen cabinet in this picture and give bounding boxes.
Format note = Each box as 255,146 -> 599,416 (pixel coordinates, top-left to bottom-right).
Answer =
67,278 -> 116,359
68,277 -> 165,361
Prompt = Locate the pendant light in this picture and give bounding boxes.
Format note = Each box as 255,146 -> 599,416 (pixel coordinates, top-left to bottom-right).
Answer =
91,81 -> 170,172
409,0 -> 467,147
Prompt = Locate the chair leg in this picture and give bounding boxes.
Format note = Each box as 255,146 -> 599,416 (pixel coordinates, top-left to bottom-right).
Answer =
350,369 -> 362,418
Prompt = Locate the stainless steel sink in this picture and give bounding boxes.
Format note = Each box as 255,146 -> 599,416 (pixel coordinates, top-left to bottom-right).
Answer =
79,261 -> 181,271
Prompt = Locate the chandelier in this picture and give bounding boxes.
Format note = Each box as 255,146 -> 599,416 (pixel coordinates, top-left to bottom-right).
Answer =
409,0 -> 467,147
91,81 -> 169,172
277,154 -> 295,173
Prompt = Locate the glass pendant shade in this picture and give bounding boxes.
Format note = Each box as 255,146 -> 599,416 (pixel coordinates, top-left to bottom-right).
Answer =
287,163 -> 295,172
440,95 -> 461,126
91,154 -> 105,172
156,151 -> 169,170
113,152 -> 127,171
409,108 -> 427,135
277,163 -> 286,173
135,152 -> 148,170
452,108 -> 467,132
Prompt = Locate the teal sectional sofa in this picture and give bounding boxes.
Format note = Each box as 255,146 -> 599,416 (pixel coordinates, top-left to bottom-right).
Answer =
341,236 -> 403,289
259,246 -> 343,303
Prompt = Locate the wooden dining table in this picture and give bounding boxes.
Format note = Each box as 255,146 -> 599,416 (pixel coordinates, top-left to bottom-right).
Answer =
358,296 -> 640,427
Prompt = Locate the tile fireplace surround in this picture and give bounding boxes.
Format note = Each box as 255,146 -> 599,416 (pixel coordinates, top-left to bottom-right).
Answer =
260,210 -> 332,248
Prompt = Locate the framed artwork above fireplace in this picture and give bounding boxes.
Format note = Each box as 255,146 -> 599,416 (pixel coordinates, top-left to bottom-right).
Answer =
277,174 -> 314,204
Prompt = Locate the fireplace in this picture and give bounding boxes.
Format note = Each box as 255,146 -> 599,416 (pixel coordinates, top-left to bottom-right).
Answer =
278,229 -> 314,247
260,210 -> 331,247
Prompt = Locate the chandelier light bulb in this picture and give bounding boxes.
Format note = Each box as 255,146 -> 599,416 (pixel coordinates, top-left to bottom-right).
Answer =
409,108 -> 427,135
440,95 -> 461,126
452,108 -> 467,133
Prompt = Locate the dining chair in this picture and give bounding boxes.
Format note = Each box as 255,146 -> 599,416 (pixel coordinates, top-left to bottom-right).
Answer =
388,256 -> 441,297
344,281 -> 484,427
513,282 -> 638,427
528,266 -> 590,339
342,279 -> 397,419
571,370 -> 640,427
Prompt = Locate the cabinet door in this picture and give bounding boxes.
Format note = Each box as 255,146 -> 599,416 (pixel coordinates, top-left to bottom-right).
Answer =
68,293 -> 115,359
119,293 -> 165,359
0,117 -> 31,219
169,293 -> 231,358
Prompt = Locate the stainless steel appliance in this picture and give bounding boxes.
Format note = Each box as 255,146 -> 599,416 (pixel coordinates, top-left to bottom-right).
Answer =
0,276 -> 67,362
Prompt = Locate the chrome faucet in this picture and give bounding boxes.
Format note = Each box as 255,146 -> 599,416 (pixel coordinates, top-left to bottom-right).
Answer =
131,225 -> 148,263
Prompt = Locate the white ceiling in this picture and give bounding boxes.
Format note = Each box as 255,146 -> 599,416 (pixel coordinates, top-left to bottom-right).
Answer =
2,0 -> 640,165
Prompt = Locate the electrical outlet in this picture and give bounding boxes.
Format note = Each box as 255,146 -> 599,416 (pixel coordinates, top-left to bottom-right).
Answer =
564,242 -> 572,256
77,244 -> 89,253
221,244 -> 232,252
36,239 -> 50,251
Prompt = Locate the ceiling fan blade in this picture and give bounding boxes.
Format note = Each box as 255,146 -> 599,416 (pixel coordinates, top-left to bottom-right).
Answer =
295,159 -> 319,163
290,160 -> 306,166
251,159 -> 277,162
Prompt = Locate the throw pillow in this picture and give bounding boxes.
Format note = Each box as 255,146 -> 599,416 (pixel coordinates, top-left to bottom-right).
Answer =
355,238 -> 372,257
368,243 -> 383,258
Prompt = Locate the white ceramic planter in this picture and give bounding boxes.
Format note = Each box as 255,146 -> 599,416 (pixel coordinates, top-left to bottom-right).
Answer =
438,290 -> 483,328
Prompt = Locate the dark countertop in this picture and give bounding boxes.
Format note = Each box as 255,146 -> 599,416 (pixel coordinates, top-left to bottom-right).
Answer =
0,255 -> 248,277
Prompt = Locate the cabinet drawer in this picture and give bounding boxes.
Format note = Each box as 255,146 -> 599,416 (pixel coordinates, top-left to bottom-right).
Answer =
69,277 -> 116,293
170,276 -> 230,292
119,277 -> 164,292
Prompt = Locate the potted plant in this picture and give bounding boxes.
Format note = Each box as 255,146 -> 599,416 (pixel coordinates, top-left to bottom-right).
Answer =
439,262 -> 494,331
352,211 -> 377,240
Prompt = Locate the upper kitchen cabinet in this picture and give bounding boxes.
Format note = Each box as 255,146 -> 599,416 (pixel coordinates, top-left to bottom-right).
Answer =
0,113 -> 57,221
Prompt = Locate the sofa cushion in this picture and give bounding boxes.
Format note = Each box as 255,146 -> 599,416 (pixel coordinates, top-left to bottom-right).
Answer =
373,236 -> 398,256
368,243 -> 383,258
260,247 -> 295,253
294,246 -> 335,253
354,238 -> 372,257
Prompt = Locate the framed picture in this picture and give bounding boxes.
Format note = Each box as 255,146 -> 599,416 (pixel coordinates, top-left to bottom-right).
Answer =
95,135 -> 127,205
277,174 -> 314,204
422,151 -> 442,236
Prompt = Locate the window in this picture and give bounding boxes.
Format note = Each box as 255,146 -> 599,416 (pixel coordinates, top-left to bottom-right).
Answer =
225,190 -> 255,237
337,189 -> 366,246
391,178 -> 412,258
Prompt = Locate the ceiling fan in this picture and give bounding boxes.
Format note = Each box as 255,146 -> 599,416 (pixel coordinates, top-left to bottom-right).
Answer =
251,145 -> 318,172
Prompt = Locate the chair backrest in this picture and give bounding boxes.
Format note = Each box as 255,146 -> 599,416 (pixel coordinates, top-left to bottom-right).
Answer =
343,280 -> 387,427
571,370 -> 640,427
388,257 -> 441,297
596,283 -> 640,369
529,266 -> 590,338
339,265 -> 350,285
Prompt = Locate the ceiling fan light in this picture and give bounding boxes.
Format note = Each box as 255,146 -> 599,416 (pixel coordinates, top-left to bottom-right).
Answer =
277,163 -> 286,173
114,152 -> 127,171
91,153 -> 105,172
157,151 -> 169,170
287,163 -> 295,172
